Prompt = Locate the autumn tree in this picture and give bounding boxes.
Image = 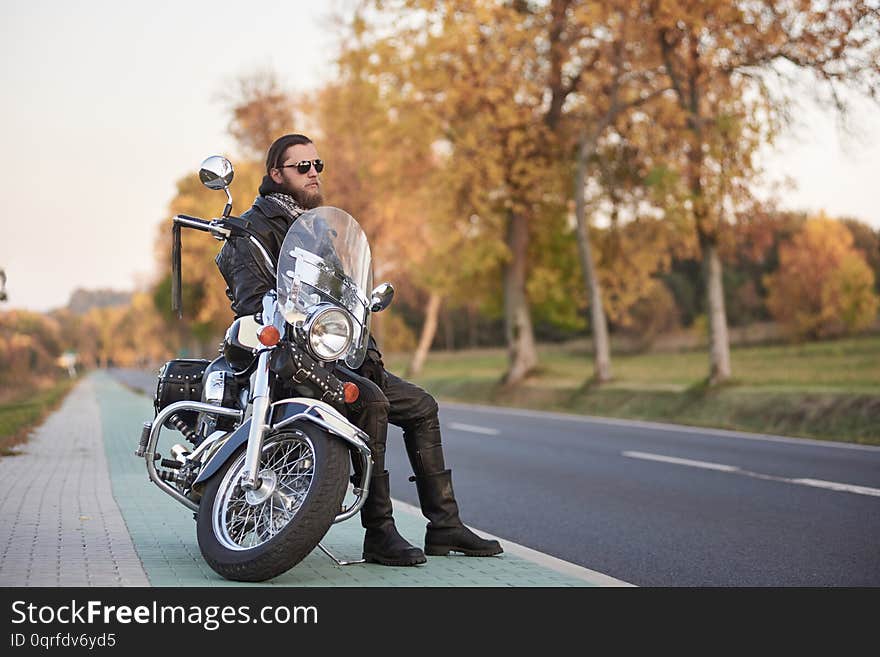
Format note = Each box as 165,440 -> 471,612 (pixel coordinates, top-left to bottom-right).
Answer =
352,0 -> 591,383
114,292 -> 175,367
0,310 -> 64,385
841,218 -> 880,294
583,123 -> 697,332
419,2 -> 558,385
311,48 -> 443,353
350,0 -> 685,383
536,0 -> 673,382
401,144 -> 514,374
153,160 -> 264,353
764,214 -> 878,339
51,309 -> 99,369
221,71 -> 299,160
646,0 -> 880,383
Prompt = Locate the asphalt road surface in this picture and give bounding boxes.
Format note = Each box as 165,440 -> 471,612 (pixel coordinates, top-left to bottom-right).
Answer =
113,369 -> 880,586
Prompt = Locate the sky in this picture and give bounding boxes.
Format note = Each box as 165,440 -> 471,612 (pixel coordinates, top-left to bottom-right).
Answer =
2,0 -> 879,313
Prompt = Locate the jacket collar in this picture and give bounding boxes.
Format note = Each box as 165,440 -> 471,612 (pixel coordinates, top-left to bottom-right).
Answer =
253,194 -> 288,219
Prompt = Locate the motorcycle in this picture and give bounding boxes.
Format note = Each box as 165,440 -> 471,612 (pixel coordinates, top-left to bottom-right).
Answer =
135,155 -> 394,581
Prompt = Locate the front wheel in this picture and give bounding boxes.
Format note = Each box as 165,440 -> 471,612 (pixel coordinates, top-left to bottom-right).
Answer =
196,423 -> 348,582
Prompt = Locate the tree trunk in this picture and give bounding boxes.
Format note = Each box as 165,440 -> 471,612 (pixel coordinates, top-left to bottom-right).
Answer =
701,237 -> 732,384
407,291 -> 442,377
502,210 -> 538,385
467,304 -> 477,348
574,133 -> 613,383
684,45 -> 731,384
686,105 -> 732,384
443,310 -> 454,351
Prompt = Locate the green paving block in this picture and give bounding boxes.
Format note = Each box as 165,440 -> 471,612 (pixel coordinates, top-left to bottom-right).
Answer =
94,372 -> 593,587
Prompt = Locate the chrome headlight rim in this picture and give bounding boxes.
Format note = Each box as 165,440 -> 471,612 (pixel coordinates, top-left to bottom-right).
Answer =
303,304 -> 353,362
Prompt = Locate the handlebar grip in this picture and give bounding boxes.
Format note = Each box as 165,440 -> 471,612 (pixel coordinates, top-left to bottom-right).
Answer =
174,214 -> 212,231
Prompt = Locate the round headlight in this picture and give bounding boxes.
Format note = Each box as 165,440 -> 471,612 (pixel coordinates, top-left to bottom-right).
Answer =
306,306 -> 352,361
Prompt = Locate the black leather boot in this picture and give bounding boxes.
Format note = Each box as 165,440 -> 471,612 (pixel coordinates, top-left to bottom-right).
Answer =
401,411 -> 502,557
360,471 -> 426,566
411,470 -> 503,557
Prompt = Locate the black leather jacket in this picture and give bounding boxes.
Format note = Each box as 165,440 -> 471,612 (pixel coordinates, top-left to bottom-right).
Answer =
215,194 -> 385,366
215,195 -> 296,318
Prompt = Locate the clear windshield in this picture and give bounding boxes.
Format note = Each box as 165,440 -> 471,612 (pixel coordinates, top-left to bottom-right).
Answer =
276,206 -> 373,369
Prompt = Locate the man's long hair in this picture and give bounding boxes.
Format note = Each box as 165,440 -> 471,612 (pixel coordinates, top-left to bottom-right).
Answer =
265,134 -> 313,174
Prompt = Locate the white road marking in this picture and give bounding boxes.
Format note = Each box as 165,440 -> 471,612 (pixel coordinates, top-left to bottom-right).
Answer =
790,478 -> 880,498
623,451 -> 880,498
448,422 -> 500,436
622,451 -> 741,473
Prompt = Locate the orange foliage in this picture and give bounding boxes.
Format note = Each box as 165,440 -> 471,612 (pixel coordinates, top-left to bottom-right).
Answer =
0,310 -> 64,385
764,215 -> 879,339
594,217 -> 677,326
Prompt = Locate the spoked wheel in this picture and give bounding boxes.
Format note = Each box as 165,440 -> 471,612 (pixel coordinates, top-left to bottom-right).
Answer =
197,424 -> 348,582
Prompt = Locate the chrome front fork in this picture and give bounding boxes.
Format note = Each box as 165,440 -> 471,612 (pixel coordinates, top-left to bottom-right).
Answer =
240,349 -> 271,491
241,292 -> 284,491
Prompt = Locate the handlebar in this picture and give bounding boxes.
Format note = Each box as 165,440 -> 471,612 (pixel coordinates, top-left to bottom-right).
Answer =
174,214 -> 212,231
174,214 -> 232,240
171,214 -> 276,316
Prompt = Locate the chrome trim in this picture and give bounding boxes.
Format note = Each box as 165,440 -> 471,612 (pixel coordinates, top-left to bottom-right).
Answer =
281,249 -> 369,329
269,397 -> 372,523
145,401 -> 243,511
222,187 -> 233,217
213,433 -> 316,552
240,292 -> 285,492
370,282 -> 394,312
317,542 -> 365,566
228,315 -> 263,351
199,155 -> 234,190
170,444 -> 189,463
208,219 -> 231,240
174,215 -> 211,231
249,235 -> 276,276
187,429 -> 228,463
204,370 -> 226,404
241,349 -> 272,491
303,304 -> 353,362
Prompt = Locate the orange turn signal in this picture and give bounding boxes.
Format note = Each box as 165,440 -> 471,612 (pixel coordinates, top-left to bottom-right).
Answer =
343,382 -> 360,403
258,325 -> 281,346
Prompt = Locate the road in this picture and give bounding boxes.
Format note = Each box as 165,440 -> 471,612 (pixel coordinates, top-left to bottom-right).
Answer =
113,369 -> 880,586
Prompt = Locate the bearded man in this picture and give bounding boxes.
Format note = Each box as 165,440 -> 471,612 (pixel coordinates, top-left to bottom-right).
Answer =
215,134 -> 502,566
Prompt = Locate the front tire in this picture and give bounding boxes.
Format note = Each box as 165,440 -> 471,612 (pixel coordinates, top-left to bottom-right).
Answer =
196,423 -> 348,582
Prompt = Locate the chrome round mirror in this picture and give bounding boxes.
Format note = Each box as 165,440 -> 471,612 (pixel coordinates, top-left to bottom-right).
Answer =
199,155 -> 234,190
370,283 -> 394,313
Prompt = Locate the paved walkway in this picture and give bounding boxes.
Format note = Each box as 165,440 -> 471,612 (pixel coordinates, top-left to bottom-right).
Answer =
0,377 -> 149,586
0,373 -> 630,587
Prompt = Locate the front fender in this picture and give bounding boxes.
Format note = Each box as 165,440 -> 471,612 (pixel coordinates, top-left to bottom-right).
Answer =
193,398 -> 370,486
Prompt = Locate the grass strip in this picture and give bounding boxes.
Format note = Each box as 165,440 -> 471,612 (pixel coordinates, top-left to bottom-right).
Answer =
0,376 -> 79,456
386,335 -> 880,445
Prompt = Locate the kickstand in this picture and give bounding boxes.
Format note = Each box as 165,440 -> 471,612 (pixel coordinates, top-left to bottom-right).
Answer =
318,542 -> 365,566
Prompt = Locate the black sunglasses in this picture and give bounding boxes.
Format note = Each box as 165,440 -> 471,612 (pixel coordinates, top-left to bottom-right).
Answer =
278,159 -> 324,174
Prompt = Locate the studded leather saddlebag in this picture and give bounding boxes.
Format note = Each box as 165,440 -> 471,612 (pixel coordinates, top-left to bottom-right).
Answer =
154,359 -> 210,427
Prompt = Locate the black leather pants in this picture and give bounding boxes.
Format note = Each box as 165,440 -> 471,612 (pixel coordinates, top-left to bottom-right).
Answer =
333,368 -> 427,563
334,368 -> 388,477
382,371 -> 446,476
336,367 -> 446,478
341,367 -> 502,555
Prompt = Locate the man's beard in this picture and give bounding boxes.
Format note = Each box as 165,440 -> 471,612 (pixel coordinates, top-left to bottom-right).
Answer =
290,185 -> 323,209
